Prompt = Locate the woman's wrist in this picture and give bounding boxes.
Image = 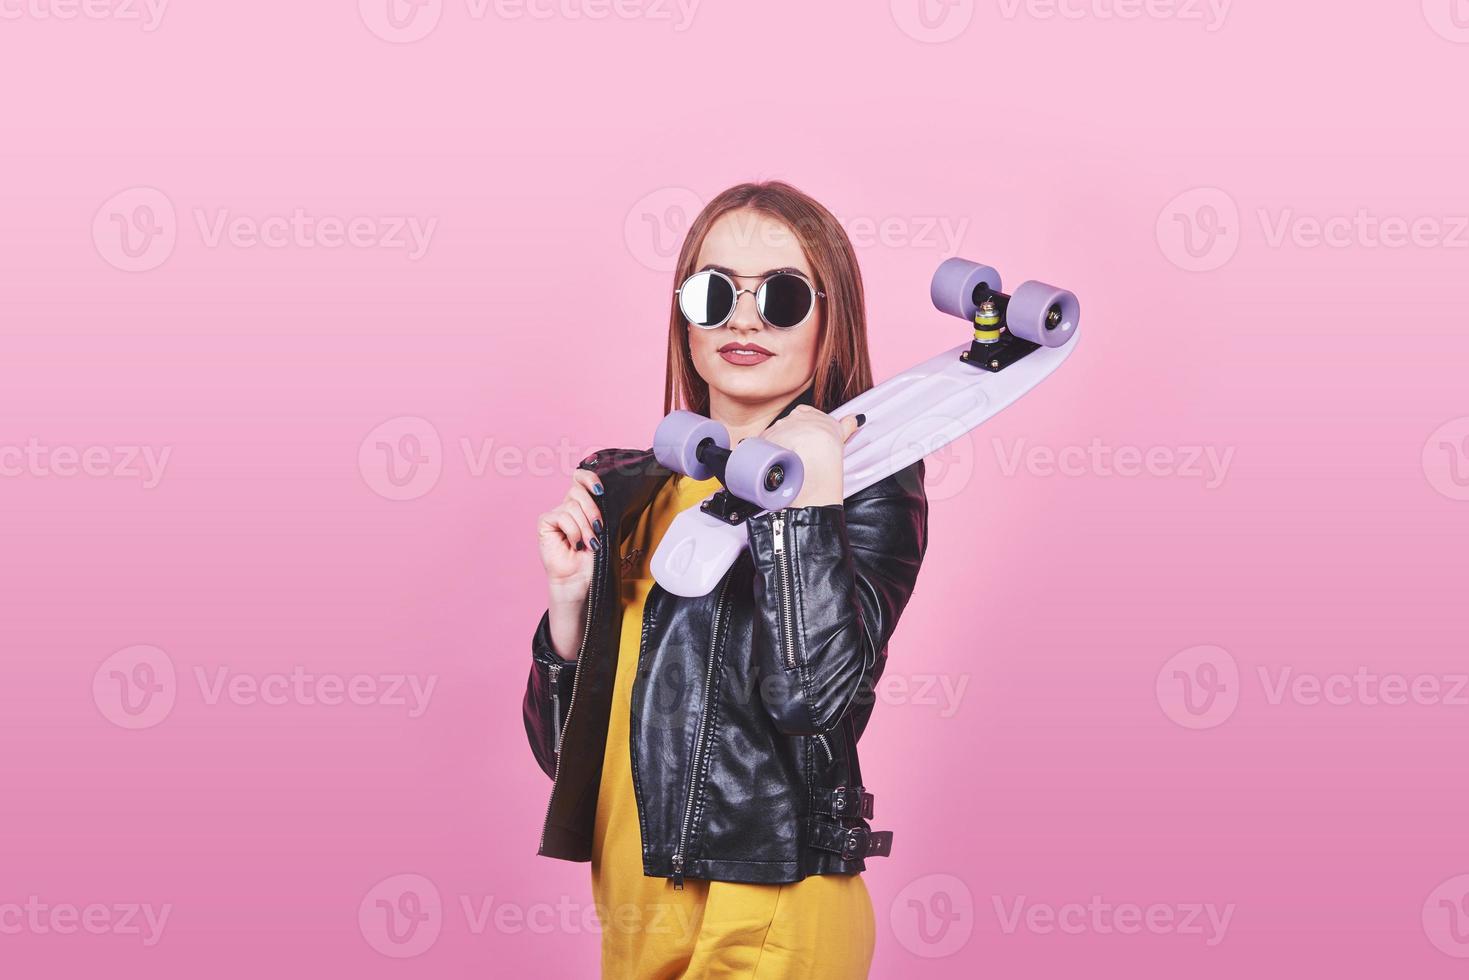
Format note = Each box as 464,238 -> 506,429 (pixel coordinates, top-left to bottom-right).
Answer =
790,482 -> 842,508
546,580 -> 589,662
790,448 -> 843,508
548,578 -> 589,605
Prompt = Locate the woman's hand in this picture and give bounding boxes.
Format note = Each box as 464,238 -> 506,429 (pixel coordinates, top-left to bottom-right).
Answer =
537,469 -> 604,588
759,406 -> 862,508
536,468 -> 605,660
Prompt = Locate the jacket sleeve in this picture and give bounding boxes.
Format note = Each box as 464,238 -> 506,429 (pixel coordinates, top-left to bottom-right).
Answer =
745,461 -> 928,736
522,610 -> 578,779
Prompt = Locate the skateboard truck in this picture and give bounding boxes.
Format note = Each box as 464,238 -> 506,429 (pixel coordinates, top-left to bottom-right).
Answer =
959,291 -> 1050,373
689,439 -> 775,526
653,414 -> 806,517
699,488 -> 762,526
932,257 -> 1077,373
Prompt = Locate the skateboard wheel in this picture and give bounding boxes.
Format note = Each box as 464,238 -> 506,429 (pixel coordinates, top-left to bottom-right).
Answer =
998,279 -> 1081,348
725,438 -> 804,510
931,258 -> 1003,322
1005,281 -> 1079,348
654,410 -> 729,480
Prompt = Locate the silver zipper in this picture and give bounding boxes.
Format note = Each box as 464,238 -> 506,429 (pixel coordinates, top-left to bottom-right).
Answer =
814,733 -> 833,765
537,540 -> 604,854
771,512 -> 798,670
548,662 -> 563,755
671,575 -> 731,889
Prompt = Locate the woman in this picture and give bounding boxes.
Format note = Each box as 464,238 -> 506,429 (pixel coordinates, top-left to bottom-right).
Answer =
524,181 -> 929,978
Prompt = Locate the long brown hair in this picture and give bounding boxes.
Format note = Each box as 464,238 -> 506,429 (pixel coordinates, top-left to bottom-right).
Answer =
662,181 -> 874,415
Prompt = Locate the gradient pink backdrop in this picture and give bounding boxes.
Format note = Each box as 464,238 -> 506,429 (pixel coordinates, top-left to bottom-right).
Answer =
3,1 -> 1468,976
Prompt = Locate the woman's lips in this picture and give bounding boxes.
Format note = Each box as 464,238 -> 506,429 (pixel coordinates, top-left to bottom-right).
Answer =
718,343 -> 774,367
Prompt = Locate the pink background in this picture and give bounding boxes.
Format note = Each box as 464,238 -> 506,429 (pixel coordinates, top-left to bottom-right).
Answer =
3,1 -> 1468,976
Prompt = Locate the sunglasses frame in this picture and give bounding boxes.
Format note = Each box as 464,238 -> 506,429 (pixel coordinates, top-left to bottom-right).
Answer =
675,268 -> 826,330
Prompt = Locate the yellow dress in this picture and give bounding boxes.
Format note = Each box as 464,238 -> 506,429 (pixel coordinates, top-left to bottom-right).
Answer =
591,473 -> 876,979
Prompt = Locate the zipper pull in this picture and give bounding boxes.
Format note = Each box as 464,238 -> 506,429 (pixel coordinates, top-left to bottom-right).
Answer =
771,513 -> 785,554
671,853 -> 685,890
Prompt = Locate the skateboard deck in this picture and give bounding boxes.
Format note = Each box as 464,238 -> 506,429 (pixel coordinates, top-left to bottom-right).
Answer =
650,260 -> 1080,597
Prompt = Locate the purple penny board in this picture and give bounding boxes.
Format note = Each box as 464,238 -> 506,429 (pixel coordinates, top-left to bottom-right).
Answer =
650,259 -> 1080,598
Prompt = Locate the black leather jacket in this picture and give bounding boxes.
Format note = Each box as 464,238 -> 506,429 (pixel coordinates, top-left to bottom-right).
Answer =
523,396 -> 929,886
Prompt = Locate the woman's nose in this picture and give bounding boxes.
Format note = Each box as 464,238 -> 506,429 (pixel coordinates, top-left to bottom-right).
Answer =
727,288 -> 763,332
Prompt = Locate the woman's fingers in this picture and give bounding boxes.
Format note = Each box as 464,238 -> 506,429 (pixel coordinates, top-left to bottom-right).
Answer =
558,500 -> 597,551
572,468 -> 604,498
537,508 -> 574,548
837,413 -> 865,441
564,484 -> 603,540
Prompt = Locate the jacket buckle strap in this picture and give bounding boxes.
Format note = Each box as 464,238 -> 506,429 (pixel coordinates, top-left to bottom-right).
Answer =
839,826 -> 892,861
808,817 -> 894,861
819,786 -> 874,820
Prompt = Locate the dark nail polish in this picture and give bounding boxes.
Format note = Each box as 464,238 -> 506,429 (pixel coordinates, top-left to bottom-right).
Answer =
592,484 -> 605,496
855,413 -> 866,427
589,537 -> 601,553
576,540 -> 586,552
593,519 -> 604,535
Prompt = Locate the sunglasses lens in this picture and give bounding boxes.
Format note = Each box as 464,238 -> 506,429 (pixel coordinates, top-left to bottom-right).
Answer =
758,274 -> 814,328
679,271 -> 734,328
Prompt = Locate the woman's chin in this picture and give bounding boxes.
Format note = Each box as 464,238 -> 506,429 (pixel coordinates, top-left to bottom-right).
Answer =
707,366 -> 790,403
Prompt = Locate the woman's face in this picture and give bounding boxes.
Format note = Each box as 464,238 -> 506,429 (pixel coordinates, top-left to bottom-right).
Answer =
685,209 -> 822,410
